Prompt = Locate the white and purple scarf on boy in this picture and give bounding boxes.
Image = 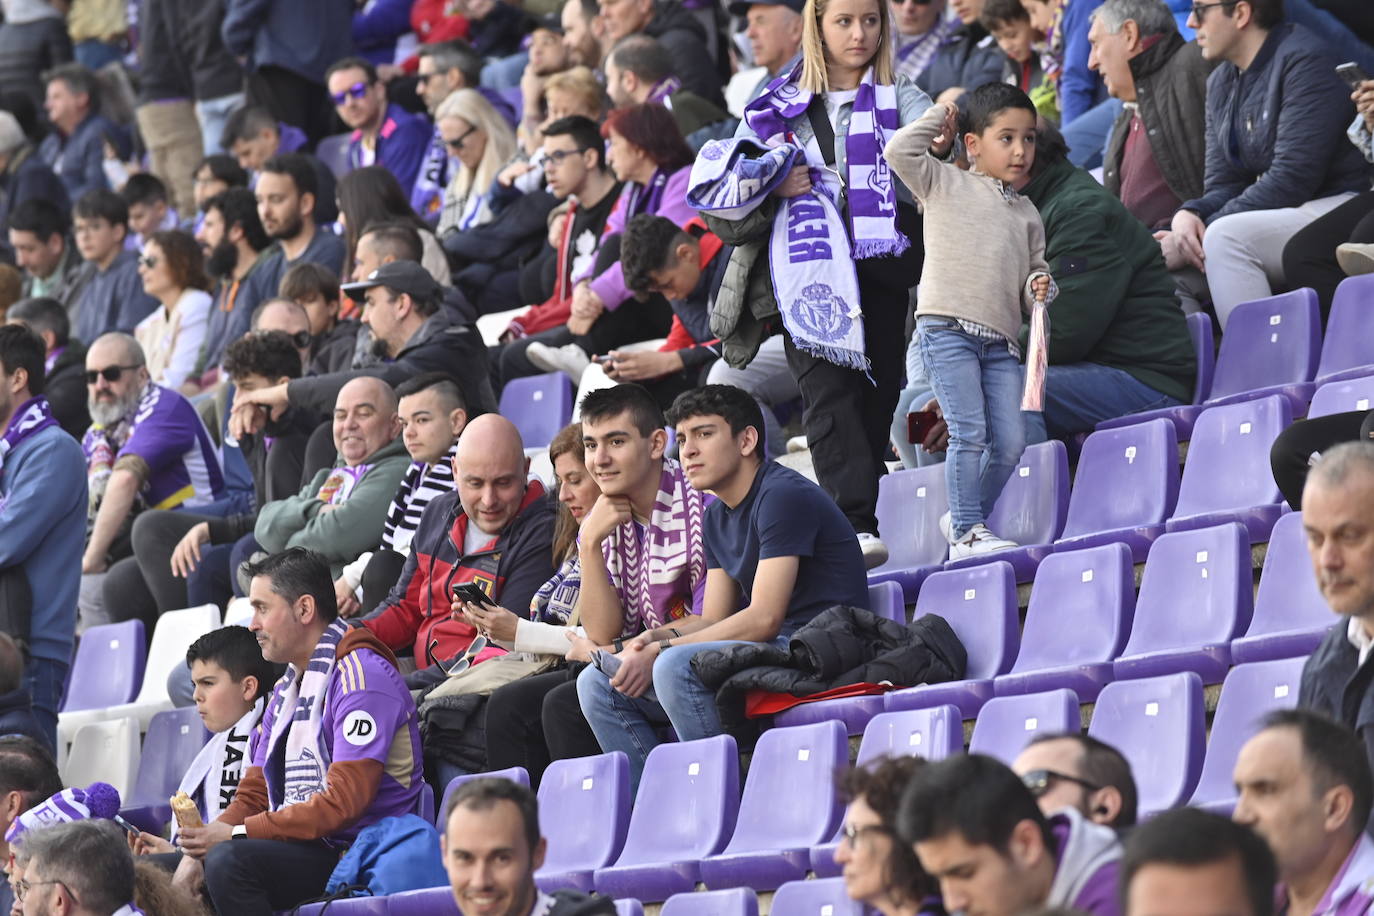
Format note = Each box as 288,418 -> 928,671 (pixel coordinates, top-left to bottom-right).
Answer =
0,397 -> 57,481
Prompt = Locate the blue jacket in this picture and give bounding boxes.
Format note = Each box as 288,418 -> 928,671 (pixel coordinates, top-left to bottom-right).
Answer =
1058,0 -> 1108,124
1299,623 -> 1374,786
37,113 -> 126,201
0,687 -> 49,751
352,0 -> 414,67
1182,22 -> 1372,223
222,0 -> 353,84
917,23 -> 1005,101
71,250 -> 160,342
0,422 -> 86,669
349,104 -> 433,199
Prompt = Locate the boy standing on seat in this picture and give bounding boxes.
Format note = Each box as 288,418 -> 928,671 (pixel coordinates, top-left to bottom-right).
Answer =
885,82 -> 1056,559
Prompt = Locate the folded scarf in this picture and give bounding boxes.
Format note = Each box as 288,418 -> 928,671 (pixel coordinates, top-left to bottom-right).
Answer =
265,619 -> 349,809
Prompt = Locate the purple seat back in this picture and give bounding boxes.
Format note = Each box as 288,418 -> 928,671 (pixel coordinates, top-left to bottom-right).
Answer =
1317,274 -> 1374,381
499,372 -> 574,452
612,734 -> 739,867
911,562 -> 1020,680
125,707 -> 209,807
616,900 -> 645,916
771,877 -> 865,915
438,767 -> 529,828
314,133 -> 353,180
1189,656 -> 1306,811
872,465 -> 949,572
386,886 -> 460,916
417,782 -> 434,824
61,620 -> 146,712
1060,421 -> 1179,540
1207,289 -> 1320,402
856,706 -> 963,766
968,689 -> 1081,763
295,898 -> 388,916
1308,374 -> 1374,419
1237,511 -> 1332,645
537,752 -> 631,876
1121,523 -> 1253,658
1088,672 -> 1206,815
1187,311 -> 1215,404
1173,396 -> 1290,522
868,581 -> 904,624
982,440 -> 1069,547
661,888 -> 759,916
719,721 -> 845,856
1009,543 -> 1135,674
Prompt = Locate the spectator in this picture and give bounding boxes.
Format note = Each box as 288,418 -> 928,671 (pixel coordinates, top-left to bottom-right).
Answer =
605,35 -> 732,138
327,57 -> 433,199
0,0 -> 70,114
334,371 -> 466,617
516,16 -> 574,144
192,188 -> 273,383
919,0 -> 1004,101
1298,442 -> 1374,772
134,0 -> 204,220
899,754 -> 1122,916
220,105 -> 308,174
122,174 -> 180,250
981,0 -> 1052,113
191,155 -> 250,219
1168,0 -> 1369,330
221,0 -> 354,146
0,264 -> 20,319
280,262 -> 359,376
359,412 -> 554,678
560,0 -> 607,68
440,778 -> 616,916
891,0 -> 953,87
38,64 -> 125,202
1012,733 -> 1139,829
68,190 -> 160,344
1120,807 -> 1275,916
9,199 -> 85,308
464,0 -> 534,81
414,41 -> 490,222
0,736 -> 62,913
1025,0 -> 1110,127
434,89 -> 518,237
541,66 -> 609,124
599,0 -> 725,105
836,756 -> 939,916
1233,709 -> 1374,916
6,296 -> 91,438
18,820 -> 139,916
338,166 -> 452,286
577,385 -> 867,787
0,112 -> 69,250
352,0 -> 417,67
176,547 -> 423,915
178,0 -> 247,159
134,230 -> 213,391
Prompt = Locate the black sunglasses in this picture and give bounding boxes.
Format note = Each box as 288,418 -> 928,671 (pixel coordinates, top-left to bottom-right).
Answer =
257,329 -> 313,350
85,364 -> 142,385
445,126 -> 480,151
330,81 -> 371,105
1021,768 -> 1103,798
138,254 -> 159,269
1190,0 -> 1237,17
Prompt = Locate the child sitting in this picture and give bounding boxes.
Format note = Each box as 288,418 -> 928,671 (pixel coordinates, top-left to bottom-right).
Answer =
980,0 -> 1058,121
884,83 -> 1056,559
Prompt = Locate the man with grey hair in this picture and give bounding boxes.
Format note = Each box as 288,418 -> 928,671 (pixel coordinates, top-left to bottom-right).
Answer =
0,112 -> 68,252
17,819 -> 138,916
605,35 -> 730,138
1298,440 -> 1374,774
38,64 -> 127,202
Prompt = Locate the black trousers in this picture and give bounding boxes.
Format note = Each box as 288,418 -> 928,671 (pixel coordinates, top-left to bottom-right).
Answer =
485,666 -> 602,789
245,66 -> 334,148
205,838 -> 340,916
1282,189 -> 1374,320
361,549 -> 407,613
1270,409 -> 1374,509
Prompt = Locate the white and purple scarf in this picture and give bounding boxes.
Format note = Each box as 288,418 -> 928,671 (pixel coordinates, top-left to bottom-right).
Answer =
266,619 -> 349,809
623,168 -> 671,220
171,700 -> 262,842
0,397 -> 57,480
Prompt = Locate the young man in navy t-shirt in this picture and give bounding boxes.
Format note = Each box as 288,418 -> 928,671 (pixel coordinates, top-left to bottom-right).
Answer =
576,384 -> 869,788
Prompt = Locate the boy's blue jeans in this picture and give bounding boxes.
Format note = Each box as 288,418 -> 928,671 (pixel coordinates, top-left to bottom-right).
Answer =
917,317 -> 1027,539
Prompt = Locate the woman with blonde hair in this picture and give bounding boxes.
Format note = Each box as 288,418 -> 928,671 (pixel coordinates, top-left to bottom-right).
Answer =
435,88 -> 517,235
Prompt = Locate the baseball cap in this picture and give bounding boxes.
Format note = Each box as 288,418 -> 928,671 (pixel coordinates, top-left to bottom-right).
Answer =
341,261 -> 443,305
526,12 -> 565,35
728,0 -> 804,17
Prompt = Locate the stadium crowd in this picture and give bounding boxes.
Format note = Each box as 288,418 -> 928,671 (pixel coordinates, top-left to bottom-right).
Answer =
1,0 -> 1374,912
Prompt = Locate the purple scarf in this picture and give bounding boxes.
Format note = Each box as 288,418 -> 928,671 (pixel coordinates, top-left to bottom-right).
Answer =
0,397 -> 57,479
647,76 -> 682,105
624,169 -> 670,220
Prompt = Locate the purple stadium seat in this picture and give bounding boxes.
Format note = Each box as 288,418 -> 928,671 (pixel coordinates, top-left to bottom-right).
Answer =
994,543 -> 1134,701
1307,374 -> 1374,420
294,898 -> 388,916
967,689 -> 1081,763
593,735 -> 740,902
1203,288 -> 1321,413
944,440 -> 1069,582
1114,523 -> 1252,684
417,782 -> 434,824
1095,312 -> 1215,438
500,372 -> 574,452
771,877 -> 865,915
1189,656 -> 1306,815
1165,395 -> 1290,541
314,133 -> 353,180
868,465 -> 949,601
1231,512 -> 1334,664
1054,420 -> 1179,562
535,752 -> 632,893
660,888 -> 759,916
868,580 -> 905,624
120,707 -> 209,833
1088,672 -> 1206,816
59,620 -> 146,712
699,721 -> 846,892
884,561 -> 1020,718
616,901 -> 645,916
1316,274 -> 1374,384
385,886 -> 460,916
438,767 -> 529,827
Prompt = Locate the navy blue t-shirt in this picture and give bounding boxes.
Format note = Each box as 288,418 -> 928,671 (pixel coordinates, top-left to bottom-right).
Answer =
703,461 -> 869,632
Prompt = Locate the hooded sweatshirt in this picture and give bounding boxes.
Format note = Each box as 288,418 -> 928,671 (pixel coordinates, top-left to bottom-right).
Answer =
1046,807 -> 1123,916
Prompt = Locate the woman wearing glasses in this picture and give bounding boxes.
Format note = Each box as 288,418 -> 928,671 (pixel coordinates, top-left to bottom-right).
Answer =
134,230 -> 213,394
434,88 -> 517,237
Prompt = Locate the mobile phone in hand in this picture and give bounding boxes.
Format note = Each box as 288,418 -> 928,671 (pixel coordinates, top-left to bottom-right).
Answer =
451,582 -> 495,608
908,409 -> 939,444
1338,62 -> 1370,88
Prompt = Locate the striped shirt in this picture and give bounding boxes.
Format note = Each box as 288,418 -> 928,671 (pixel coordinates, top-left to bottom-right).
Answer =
380,442 -> 457,554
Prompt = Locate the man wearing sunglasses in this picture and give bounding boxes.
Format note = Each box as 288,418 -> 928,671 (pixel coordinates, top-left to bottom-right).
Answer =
1013,732 -> 1138,830
326,56 -> 432,201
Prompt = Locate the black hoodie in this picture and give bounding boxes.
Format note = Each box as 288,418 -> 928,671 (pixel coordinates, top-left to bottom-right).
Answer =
644,1 -> 726,107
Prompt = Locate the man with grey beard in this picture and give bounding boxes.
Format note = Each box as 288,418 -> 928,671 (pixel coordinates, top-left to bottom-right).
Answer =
79,333 -> 224,626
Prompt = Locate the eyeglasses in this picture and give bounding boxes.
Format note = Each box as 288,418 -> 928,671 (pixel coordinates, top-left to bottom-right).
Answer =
428,633 -> 489,675
1189,0 -> 1237,18
544,147 -> 591,166
894,0 -> 934,6
330,81 -> 371,105
840,823 -> 892,846
138,254 -> 159,269
1020,768 -> 1103,798
257,329 -> 313,350
16,878 -> 72,903
445,126 -> 480,151
85,364 -> 142,385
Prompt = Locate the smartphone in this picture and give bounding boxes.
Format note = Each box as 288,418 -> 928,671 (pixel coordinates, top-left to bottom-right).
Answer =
112,815 -> 140,836
451,582 -> 495,608
907,409 -> 939,445
593,354 -> 614,365
1337,62 -> 1370,88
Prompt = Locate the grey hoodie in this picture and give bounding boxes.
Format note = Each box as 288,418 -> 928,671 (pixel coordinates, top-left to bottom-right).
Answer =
1046,807 -> 1124,916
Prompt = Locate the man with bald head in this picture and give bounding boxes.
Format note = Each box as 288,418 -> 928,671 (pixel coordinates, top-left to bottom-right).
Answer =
361,411 -> 554,682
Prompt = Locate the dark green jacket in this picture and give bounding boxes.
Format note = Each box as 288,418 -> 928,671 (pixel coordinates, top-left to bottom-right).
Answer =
1020,157 -> 1196,405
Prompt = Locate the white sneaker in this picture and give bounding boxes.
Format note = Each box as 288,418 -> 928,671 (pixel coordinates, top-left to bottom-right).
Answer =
948,523 -> 1018,560
938,511 -> 952,543
787,435 -> 809,453
526,342 -> 591,381
1337,242 -> 1374,277
857,532 -> 889,570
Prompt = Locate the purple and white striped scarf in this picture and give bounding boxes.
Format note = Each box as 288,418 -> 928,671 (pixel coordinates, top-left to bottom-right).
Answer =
266,618 -> 349,809
0,397 -> 57,479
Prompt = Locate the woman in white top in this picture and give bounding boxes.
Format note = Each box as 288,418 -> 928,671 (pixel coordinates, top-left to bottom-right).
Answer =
135,230 -> 213,392
434,88 -> 517,236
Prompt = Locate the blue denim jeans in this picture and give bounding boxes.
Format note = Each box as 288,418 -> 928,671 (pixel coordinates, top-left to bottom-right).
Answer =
26,655 -> 67,749
1023,362 -> 1185,443
917,317 -> 1026,538
892,329 -> 941,469
577,636 -> 788,790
